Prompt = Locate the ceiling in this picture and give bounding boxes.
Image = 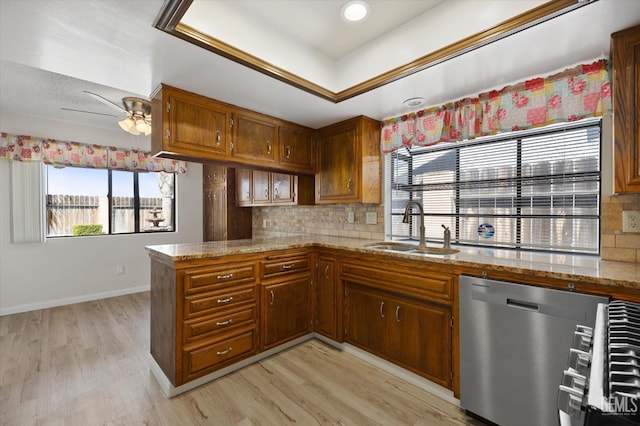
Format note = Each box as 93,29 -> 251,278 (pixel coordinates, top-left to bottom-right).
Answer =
0,0 -> 639,137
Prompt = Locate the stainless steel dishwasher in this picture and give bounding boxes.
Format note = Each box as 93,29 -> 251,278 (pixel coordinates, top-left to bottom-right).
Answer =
459,275 -> 608,426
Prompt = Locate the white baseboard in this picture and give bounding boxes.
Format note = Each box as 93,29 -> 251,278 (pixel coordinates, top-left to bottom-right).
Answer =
0,284 -> 150,316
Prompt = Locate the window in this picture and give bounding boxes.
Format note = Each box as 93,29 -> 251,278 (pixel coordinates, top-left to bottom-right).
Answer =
386,120 -> 601,254
46,167 -> 175,237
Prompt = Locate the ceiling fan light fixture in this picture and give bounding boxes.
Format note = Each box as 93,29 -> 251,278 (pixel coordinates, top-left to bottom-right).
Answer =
341,0 -> 369,22
118,117 -> 135,132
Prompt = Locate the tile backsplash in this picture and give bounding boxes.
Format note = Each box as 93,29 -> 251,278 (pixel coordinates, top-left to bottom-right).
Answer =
601,193 -> 640,263
252,204 -> 385,240
252,193 -> 639,264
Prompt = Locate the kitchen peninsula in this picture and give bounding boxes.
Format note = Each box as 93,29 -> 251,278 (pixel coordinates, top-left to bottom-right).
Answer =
146,236 -> 640,398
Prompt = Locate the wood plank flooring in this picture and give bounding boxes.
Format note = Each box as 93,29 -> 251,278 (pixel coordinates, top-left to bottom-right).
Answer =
0,292 -> 484,425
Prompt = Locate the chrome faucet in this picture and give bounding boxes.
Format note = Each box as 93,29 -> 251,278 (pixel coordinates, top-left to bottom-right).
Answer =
402,201 -> 426,248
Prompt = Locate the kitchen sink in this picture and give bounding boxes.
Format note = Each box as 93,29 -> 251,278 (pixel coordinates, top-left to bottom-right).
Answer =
365,242 -> 460,256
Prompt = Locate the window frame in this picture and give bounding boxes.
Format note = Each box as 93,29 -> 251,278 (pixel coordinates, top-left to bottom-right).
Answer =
384,119 -> 602,255
46,166 -> 176,238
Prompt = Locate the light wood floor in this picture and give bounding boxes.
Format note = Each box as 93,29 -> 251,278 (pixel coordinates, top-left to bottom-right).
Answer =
0,292 -> 484,425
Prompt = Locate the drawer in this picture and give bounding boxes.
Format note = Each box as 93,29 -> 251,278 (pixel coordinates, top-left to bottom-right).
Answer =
342,262 -> 453,301
184,329 -> 257,380
183,305 -> 257,343
262,254 -> 310,278
184,285 -> 257,319
184,263 -> 256,295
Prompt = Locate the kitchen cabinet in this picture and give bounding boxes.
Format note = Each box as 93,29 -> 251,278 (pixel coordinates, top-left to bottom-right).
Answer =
151,84 -> 232,161
231,111 -> 278,166
203,164 -> 251,241
261,252 -> 313,350
612,24 -> 640,193
150,257 -> 260,386
316,115 -> 381,204
151,84 -> 315,172
278,124 -> 315,174
315,255 -> 342,341
236,168 -> 314,207
346,284 -> 451,388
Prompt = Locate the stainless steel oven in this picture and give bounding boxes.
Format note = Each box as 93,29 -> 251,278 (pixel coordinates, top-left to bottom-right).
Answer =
558,300 -> 640,425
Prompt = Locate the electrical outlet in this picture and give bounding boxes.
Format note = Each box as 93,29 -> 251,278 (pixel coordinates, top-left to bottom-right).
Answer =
366,212 -> 377,225
347,211 -> 355,224
262,219 -> 267,229
116,265 -> 125,275
622,211 -> 640,233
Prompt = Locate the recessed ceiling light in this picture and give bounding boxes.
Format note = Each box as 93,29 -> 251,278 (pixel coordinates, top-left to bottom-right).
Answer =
402,97 -> 426,108
341,1 -> 369,22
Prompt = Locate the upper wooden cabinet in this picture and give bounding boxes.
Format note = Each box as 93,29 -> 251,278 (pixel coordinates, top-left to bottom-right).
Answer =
236,168 -> 314,207
278,124 -> 316,173
203,165 -> 252,242
151,84 -> 315,174
612,24 -> 640,193
152,85 -> 231,160
231,111 -> 278,166
316,116 -> 381,204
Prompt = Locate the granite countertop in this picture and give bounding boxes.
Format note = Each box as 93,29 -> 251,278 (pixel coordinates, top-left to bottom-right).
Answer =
146,235 -> 640,290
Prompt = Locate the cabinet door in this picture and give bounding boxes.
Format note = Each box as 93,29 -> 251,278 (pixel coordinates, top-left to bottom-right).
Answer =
390,298 -> 451,387
612,24 -> 640,192
203,186 -> 215,242
211,184 -> 227,241
262,276 -> 312,350
236,168 -> 253,206
232,113 -> 277,165
316,126 -> 358,203
271,173 -> 295,204
252,170 -> 271,204
346,286 -> 386,354
317,258 -> 337,339
168,91 -> 230,157
279,125 -> 315,173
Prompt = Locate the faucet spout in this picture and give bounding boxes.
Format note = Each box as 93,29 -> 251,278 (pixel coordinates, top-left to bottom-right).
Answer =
403,201 -> 426,248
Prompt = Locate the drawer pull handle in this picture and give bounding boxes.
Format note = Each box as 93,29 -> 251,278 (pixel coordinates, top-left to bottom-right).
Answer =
380,301 -> 385,318
270,290 -> 275,305
281,264 -> 294,271
324,265 -> 330,279
216,273 -> 234,280
395,306 -> 401,323
216,319 -> 233,327
216,347 -> 232,356
216,296 -> 234,305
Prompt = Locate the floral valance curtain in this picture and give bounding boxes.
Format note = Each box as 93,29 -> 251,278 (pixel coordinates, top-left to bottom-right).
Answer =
0,133 -> 187,174
381,60 -> 612,154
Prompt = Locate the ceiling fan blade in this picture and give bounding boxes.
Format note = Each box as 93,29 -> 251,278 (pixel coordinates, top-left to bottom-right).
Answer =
84,90 -> 126,113
61,107 -> 119,118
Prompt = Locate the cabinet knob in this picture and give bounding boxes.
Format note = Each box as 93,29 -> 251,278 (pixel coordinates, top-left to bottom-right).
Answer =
285,145 -> 291,159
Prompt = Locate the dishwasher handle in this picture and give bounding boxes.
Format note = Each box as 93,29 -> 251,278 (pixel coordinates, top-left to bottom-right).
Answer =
507,298 -> 539,311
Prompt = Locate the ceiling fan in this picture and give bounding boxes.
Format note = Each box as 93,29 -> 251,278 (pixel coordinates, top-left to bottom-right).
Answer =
62,91 -> 152,136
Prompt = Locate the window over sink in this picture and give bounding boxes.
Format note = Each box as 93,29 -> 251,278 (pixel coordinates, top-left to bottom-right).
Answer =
385,119 -> 601,254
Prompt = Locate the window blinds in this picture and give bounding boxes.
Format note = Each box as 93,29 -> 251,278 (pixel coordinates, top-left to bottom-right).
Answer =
11,161 -> 45,243
386,120 -> 601,254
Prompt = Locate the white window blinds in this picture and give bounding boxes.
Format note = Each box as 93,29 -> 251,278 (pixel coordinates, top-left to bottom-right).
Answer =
11,161 -> 45,243
385,120 -> 601,254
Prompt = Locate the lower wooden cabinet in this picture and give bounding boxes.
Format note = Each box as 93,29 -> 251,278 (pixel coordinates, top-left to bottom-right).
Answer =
316,255 -> 342,341
345,283 -> 452,388
262,274 -> 312,350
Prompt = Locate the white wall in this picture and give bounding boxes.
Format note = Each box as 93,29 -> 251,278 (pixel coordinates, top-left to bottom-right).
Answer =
0,112 -> 203,314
